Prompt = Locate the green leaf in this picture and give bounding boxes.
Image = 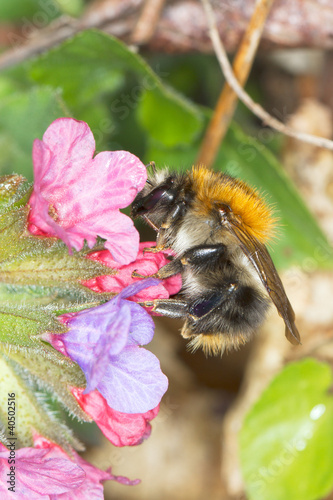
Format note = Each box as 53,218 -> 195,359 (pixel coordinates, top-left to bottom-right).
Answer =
0,175 -> 31,211
28,31 -> 125,134
54,0 -> 83,16
0,352 -> 83,450
0,303 -> 67,348
0,87 -> 69,180
240,359 -> 333,500
0,76 -> 17,99
27,30 -> 202,149
0,236 -> 112,289
7,347 -> 88,422
0,0 -> 50,21
29,37 -> 124,109
143,139 -> 198,169
0,0 -> 80,22
0,283 -> 104,312
138,87 -> 203,147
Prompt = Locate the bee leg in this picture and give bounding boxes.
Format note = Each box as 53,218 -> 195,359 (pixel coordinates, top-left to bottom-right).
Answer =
142,246 -> 165,254
148,244 -> 228,278
140,293 -> 226,321
134,244 -> 228,280
155,258 -> 185,279
139,298 -> 188,318
154,244 -> 229,279
131,257 -> 183,280
132,270 -> 155,278
156,227 -> 168,248
142,228 -> 168,253
181,244 -> 228,270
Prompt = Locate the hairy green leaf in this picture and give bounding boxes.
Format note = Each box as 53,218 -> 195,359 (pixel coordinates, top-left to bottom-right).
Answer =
0,352 -> 83,450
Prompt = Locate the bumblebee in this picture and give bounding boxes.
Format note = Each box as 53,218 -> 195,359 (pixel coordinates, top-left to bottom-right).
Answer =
131,164 -> 300,355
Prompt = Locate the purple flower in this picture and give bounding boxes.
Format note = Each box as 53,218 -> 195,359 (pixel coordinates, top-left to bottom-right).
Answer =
50,279 -> 168,414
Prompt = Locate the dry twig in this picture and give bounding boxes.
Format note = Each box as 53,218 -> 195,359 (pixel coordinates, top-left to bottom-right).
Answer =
197,0 -> 275,168
201,0 -> 333,153
131,0 -> 167,45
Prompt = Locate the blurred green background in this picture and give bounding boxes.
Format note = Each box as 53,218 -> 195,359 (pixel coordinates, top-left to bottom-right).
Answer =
1,2 -> 333,500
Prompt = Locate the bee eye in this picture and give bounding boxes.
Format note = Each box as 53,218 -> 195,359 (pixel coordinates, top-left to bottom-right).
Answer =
132,183 -> 176,216
145,186 -> 172,209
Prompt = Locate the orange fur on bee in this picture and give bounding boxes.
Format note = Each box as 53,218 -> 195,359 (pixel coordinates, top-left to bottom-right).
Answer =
190,166 -> 277,243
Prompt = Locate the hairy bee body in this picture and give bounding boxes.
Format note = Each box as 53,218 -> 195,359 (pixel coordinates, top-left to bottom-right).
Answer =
132,165 -> 300,354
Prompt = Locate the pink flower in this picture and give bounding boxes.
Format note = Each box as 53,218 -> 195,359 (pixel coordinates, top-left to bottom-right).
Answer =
34,435 -> 140,495
0,436 -> 139,499
83,242 -> 182,302
0,436 -> 128,499
0,442 -> 84,498
28,118 -> 147,264
71,387 -> 159,447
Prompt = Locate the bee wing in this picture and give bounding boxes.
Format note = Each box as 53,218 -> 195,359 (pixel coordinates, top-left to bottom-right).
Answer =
224,219 -> 301,345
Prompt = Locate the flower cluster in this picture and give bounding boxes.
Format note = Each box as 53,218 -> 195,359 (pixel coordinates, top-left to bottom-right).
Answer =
2,118 -> 182,498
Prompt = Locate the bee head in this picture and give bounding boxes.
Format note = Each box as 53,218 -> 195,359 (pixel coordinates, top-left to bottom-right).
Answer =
131,176 -> 178,219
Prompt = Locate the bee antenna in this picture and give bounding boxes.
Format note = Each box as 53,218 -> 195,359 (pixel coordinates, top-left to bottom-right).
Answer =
146,179 -> 153,186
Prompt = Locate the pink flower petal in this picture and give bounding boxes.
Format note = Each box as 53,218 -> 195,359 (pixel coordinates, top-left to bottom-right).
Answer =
0,442 -> 85,498
71,388 -> 159,447
35,117 -> 96,181
28,118 -> 147,264
33,435 -> 139,498
83,241 -> 182,302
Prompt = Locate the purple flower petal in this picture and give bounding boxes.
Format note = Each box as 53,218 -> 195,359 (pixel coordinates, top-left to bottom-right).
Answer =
127,301 -> 155,346
63,301 -> 131,391
84,304 -> 132,392
118,277 -> 161,300
55,280 -> 168,414
63,305 -> 128,356
97,346 -> 169,413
